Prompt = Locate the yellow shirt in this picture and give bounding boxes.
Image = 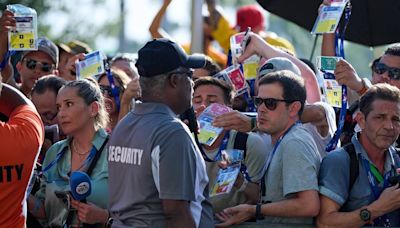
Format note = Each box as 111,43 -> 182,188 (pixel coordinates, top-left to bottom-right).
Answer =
211,16 -> 295,56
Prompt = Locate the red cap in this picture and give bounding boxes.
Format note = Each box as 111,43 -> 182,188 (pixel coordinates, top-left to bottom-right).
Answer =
236,5 -> 265,32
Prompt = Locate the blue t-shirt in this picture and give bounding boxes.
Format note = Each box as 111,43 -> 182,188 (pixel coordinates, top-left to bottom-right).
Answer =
319,134 -> 400,226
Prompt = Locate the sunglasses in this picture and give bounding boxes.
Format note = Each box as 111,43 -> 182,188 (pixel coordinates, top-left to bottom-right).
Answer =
169,70 -> 194,79
23,58 -> 55,73
254,97 -> 296,111
372,62 -> 400,80
100,85 -> 122,98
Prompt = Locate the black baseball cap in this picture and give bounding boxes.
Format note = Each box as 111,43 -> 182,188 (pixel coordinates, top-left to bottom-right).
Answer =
136,38 -> 206,77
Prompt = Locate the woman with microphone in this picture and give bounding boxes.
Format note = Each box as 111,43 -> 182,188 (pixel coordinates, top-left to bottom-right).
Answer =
28,79 -> 110,227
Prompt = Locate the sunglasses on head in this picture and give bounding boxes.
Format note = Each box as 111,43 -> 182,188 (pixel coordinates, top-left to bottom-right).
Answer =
254,97 -> 296,111
100,85 -> 121,98
373,62 -> 400,80
23,58 -> 54,73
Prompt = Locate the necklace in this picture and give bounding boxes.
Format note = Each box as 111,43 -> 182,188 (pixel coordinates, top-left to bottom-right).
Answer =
72,140 -> 90,156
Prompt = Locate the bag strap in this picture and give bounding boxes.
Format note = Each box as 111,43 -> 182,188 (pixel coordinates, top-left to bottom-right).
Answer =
342,143 -> 358,192
233,132 -> 248,159
86,136 -> 109,176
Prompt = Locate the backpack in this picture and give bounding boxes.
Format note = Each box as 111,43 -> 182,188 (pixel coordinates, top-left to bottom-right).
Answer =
343,143 -> 400,192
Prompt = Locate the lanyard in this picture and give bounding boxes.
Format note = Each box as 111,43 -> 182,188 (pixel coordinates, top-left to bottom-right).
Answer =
106,68 -> 121,112
40,142 -> 98,175
202,130 -> 230,162
264,121 -> 300,172
260,121 -> 300,198
361,153 -> 394,227
0,50 -> 15,70
325,3 -> 351,152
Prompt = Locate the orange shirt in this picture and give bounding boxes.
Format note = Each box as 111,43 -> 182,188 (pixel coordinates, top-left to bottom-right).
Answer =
0,105 -> 44,228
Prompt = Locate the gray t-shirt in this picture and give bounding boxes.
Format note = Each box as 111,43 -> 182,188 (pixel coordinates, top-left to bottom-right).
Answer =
319,135 -> 400,226
263,124 -> 321,225
108,103 -> 213,228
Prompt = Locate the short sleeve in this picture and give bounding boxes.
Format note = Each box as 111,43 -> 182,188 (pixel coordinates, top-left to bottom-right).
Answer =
282,138 -> 320,196
243,132 -> 269,182
153,129 -> 197,201
318,150 -> 351,206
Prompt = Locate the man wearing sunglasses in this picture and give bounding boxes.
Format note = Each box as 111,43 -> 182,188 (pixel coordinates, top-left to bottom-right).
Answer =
335,44 -> 400,99
0,10 -> 58,96
216,70 -> 321,227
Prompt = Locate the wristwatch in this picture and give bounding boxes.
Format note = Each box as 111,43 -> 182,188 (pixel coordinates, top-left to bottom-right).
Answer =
359,208 -> 371,222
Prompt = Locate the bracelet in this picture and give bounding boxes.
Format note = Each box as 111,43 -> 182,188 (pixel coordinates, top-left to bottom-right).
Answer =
255,203 -> 264,220
250,117 -> 257,131
357,78 -> 371,96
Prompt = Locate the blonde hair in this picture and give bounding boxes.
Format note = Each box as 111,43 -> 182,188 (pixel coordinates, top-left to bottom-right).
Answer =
62,78 -> 109,129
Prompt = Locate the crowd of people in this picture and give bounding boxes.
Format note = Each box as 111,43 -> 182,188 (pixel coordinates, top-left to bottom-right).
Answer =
1,1 -> 400,228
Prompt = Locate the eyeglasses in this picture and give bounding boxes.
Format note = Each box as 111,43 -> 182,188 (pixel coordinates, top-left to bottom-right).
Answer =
168,70 -> 194,79
254,97 -> 296,111
372,62 -> 400,80
100,85 -> 122,98
23,58 -> 55,73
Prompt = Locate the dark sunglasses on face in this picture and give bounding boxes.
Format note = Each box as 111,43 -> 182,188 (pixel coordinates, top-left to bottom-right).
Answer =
100,85 -> 121,98
168,70 -> 194,79
23,58 -> 55,73
372,62 -> 400,80
254,97 -> 296,111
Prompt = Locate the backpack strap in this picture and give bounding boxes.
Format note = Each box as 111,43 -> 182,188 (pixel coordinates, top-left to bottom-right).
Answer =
86,135 -> 109,176
233,132 -> 248,159
342,143 -> 359,192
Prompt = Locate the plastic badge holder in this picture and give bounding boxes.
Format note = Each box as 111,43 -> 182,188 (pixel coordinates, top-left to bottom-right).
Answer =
317,56 -> 343,108
214,65 -> 248,96
311,0 -> 348,34
76,50 -> 106,79
197,103 -> 232,146
7,4 -> 38,51
210,164 -> 241,197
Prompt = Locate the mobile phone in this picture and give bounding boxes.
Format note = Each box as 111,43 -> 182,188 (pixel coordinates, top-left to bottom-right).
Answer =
180,107 -> 198,133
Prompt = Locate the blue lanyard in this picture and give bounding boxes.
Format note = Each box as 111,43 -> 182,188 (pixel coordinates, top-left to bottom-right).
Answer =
361,155 -> 393,226
0,50 -> 15,70
325,3 -> 351,152
264,121 -> 300,173
40,143 -> 98,175
106,68 -> 121,112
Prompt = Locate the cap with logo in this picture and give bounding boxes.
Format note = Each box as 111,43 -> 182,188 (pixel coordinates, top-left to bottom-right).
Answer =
135,38 -> 206,77
257,57 -> 301,79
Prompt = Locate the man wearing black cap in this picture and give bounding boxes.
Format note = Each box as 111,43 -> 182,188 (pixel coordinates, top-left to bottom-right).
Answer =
107,38 -> 213,228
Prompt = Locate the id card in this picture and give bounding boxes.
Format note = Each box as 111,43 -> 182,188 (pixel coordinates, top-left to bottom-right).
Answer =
214,65 -> 248,96
243,55 -> 260,80
311,1 -> 347,34
76,51 -> 106,79
7,4 -> 38,51
317,56 -> 343,108
198,103 -> 231,146
210,164 -> 240,197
